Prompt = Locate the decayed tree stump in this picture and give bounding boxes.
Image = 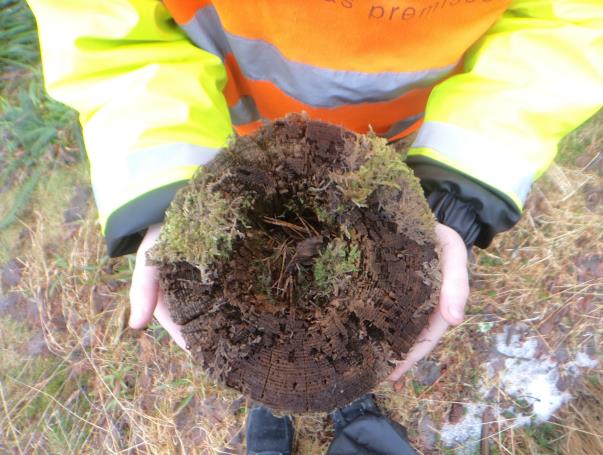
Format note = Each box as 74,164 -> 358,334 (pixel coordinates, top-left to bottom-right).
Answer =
149,115 -> 440,413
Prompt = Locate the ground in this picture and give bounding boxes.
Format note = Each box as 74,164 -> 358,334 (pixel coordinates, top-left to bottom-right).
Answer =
0,1 -> 601,453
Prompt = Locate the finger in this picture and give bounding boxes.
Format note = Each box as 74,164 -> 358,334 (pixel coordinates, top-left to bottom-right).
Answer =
435,224 -> 469,326
128,224 -> 163,329
154,290 -> 188,350
129,256 -> 159,329
386,311 -> 449,383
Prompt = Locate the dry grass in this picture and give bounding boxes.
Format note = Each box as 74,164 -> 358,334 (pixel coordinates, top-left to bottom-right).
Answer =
385,113 -> 602,454
556,375 -> 603,455
1,1 -> 602,452
2,210 -> 246,453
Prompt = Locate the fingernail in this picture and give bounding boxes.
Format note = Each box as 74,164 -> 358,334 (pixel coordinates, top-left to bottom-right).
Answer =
129,317 -> 142,330
450,306 -> 462,321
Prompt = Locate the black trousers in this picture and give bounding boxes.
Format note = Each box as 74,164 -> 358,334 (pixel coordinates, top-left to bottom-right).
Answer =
326,413 -> 417,455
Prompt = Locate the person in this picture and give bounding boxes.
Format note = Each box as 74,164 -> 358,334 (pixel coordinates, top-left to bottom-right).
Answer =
27,0 -> 602,453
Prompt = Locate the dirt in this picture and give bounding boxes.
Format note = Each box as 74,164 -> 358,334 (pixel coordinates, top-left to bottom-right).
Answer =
574,254 -> 603,281
417,415 -> 438,452
448,403 -> 465,425
63,186 -> 92,224
0,291 -> 21,315
152,115 -> 439,413
1,258 -> 22,289
414,359 -> 442,386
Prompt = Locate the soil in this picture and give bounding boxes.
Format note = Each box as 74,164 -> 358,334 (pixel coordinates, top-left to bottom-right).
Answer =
152,115 -> 440,413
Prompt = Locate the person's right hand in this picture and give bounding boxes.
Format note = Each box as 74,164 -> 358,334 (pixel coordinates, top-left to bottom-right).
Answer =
129,223 -> 188,350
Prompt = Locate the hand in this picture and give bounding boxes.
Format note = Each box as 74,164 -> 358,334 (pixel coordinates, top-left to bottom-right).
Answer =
129,223 -> 188,350
387,223 -> 469,386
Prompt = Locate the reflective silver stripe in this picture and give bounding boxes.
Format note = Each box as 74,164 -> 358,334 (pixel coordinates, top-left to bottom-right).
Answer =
127,143 -> 219,181
229,96 -> 261,125
181,6 -> 456,108
412,121 -> 535,203
182,9 -> 260,125
181,5 -> 228,59
382,113 -> 424,139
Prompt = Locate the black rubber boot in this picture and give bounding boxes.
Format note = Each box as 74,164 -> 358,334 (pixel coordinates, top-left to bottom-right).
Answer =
327,394 -> 417,455
330,393 -> 382,435
245,404 -> 294,455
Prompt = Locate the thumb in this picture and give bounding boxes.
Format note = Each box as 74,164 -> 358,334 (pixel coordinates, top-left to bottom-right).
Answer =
129,224 -> 162,329
435,224 -> 469,326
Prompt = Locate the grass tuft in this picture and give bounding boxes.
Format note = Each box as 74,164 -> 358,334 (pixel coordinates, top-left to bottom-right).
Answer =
0,0 -> 80,232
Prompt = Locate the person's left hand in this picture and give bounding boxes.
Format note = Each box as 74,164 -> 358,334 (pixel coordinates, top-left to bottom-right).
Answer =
387,223 -> 469,387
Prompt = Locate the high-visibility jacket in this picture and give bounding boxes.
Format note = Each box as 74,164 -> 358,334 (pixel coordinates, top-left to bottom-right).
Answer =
27,0 -> 603,255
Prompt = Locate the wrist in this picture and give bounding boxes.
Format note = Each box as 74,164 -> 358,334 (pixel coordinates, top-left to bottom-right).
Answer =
428,192 -> 481,248
406,157 -> 522,249
139,223 -> 162,252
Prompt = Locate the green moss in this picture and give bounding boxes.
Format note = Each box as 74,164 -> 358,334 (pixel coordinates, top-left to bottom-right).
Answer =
478,255 -> 503,267
313,205 -> 332,224
522,422 -> 562,452
411,380 -> 427,395
329,134 -> 436,246
149,168 -> 252,282
333,134 -> 416,207
313,238 -> 360,295
253,260 -> 278,303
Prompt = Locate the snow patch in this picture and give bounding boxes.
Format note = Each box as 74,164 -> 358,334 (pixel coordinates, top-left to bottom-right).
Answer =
440,404 -> 485,455
574,351 -> 598,369
500,356 -> 570,421
495,326 -> 538,358
440,323 -> 596,454
564,351 -> 598,376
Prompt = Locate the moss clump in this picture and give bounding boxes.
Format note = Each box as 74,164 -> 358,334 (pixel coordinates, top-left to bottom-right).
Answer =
330,133 -> 435,245
332,134 -> 417,207
313,238 -> 360,295
149,168 -> 252,284
312,204 -> 333,225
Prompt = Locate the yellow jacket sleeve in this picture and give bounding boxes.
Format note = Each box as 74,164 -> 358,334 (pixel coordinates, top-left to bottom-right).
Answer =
27,0 -> 233,255
409,0 -> 603,211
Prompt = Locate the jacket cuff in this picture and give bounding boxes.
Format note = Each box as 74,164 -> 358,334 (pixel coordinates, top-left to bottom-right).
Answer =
406,157 -> 521,248
426,191 -> 481,248
104,181 -> 188,257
